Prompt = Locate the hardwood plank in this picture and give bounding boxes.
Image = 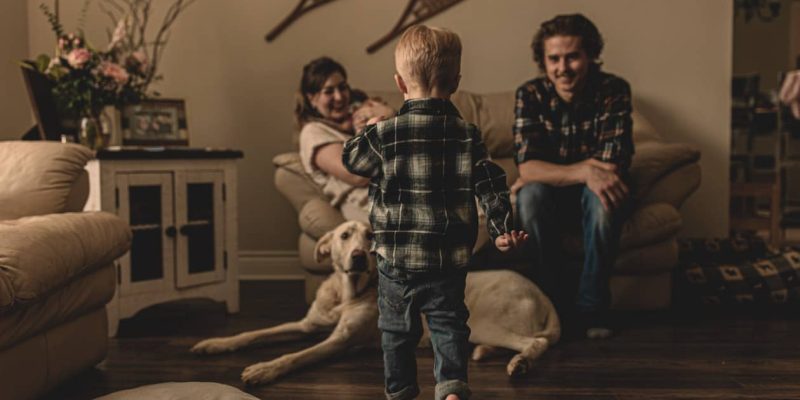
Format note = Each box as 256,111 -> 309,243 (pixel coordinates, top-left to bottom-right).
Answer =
41,281 -> 800,399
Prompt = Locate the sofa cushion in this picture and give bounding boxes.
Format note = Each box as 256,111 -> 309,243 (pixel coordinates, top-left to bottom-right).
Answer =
0,212 -> 131,312
0,265 -> 114,349
620,203 -> 682,250
0,308 -> 108,400
639,162 -> 702,208
299,198 -> 346,240
476,92 -> 516,158
273,153 -> 325,212
273,152 -> 305,176
0,142 -> 93,220
630,141 -> 701,200
615,237 -> 679,275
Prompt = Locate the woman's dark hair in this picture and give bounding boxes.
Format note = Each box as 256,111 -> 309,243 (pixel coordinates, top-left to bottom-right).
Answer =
531,14 -> 604,72
294,57 -> 348,127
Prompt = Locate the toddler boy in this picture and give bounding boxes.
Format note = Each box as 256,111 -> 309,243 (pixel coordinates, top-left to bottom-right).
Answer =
343,25 -> 525,400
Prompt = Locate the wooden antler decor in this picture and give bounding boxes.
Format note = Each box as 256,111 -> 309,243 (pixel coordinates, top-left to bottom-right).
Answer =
265,0 -> 338,42
264,0 -> 466,54
366,0 -> 464,54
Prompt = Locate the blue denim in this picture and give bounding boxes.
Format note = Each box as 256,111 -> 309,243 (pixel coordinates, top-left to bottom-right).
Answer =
377,257 -> 472,400
516,183 -> 627,313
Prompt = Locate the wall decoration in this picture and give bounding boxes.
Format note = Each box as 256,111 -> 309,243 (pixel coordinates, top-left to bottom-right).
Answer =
264,0 -> 465,54
367,0 -> 464,54
265,0 -> 338,42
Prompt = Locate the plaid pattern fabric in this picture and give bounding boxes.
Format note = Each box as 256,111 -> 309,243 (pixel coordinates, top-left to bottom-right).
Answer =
343,98 -> 512,270
513,70 -> 635,172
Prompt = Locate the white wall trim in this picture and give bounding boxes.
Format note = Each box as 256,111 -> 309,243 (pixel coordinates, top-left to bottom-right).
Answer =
239,250 -> 303,281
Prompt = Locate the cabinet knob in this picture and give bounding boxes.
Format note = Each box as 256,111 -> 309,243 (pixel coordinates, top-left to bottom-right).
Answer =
165,226 -> 177,237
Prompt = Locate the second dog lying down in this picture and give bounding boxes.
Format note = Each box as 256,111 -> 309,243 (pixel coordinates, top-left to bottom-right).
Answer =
191,221 -> 560,385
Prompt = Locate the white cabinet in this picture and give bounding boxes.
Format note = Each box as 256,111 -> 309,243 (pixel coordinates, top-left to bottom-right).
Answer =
85,148 -> 242,336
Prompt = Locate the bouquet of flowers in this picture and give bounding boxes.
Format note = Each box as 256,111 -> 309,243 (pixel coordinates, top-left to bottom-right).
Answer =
23,0 -> 194,148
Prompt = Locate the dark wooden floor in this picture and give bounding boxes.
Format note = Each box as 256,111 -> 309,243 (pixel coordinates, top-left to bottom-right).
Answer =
43,280 -> 800,400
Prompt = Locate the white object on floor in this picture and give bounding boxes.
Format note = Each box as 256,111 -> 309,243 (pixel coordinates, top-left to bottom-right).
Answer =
94,382 -> 259,400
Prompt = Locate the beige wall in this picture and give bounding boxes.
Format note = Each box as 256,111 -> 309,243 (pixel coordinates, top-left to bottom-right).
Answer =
733,0 -> 792,93
24,0 -> 732,253
0,1 -> 31,140
792,2 -> 800,69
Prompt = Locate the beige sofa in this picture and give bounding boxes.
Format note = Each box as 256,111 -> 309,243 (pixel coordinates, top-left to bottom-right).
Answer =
274,90 -> 701,309
0,141 -> 131,400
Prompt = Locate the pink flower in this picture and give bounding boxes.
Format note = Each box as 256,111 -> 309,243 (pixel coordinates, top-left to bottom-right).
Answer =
66,48 -> 91,68
99,61 -> 130,85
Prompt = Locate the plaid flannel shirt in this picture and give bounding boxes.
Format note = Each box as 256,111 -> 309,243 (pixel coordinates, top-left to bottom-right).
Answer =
513,70 -> 634,172
343,98 -> 512,271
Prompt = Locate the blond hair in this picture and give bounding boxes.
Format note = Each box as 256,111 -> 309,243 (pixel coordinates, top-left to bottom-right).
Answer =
395,25 -> 461,94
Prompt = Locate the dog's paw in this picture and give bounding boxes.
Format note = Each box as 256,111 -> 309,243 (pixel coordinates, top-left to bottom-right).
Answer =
190,338 -> 237,354
471,344 -> 496,361
506,354 -> 531,377
241,361 -> 282,385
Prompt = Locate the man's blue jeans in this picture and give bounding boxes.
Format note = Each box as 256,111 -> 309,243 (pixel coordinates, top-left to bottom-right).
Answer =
377,257 -> 472,400
516,183 -> 627,314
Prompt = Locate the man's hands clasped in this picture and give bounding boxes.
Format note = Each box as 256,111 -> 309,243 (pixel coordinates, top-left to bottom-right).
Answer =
582,159 -> 628,211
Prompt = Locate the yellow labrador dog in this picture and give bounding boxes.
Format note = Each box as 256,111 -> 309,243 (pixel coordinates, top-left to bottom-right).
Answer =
191,221 -> 559,385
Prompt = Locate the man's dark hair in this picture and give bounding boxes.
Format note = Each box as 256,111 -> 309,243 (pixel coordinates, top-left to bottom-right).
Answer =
531,13 -> 604,72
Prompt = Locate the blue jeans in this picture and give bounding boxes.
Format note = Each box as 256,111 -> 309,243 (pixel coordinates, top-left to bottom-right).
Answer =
377,257 -> 472,400
516,183 -> 627,314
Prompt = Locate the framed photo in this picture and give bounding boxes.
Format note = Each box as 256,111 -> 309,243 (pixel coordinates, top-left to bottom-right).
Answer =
121,98 -> 189,146
20,62 -> 78,141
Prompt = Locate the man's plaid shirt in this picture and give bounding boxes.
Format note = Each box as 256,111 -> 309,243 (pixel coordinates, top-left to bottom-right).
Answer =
514,69 -> 634,172
343,98 -> 512,271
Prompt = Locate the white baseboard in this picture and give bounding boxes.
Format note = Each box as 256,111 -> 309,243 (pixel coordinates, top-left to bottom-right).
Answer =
238,250 -> 304,280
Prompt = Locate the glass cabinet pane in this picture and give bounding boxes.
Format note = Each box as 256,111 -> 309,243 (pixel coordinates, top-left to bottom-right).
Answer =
129,185 -> 164,282
185,183 -> 215,274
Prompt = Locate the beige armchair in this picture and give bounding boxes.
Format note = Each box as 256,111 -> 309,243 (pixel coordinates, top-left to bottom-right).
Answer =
0,141 -> 131,400
274,90 -> 701,309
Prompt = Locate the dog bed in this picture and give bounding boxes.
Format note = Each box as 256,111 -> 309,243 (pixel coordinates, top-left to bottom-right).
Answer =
94,382 -> 259,400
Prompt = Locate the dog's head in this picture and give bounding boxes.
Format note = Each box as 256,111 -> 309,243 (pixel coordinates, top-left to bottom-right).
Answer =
314,221 -> 377,295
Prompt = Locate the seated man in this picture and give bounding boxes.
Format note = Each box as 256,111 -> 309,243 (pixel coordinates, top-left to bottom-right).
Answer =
512,13 -> 634,339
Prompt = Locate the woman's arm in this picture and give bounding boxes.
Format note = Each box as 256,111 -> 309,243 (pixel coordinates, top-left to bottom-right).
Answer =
313,142 -> 369,187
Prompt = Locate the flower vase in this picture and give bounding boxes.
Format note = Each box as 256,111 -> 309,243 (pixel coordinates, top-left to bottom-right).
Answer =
79,113 -> 110,150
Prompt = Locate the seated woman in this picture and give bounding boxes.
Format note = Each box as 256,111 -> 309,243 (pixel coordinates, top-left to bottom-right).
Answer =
297,57 -> 394,223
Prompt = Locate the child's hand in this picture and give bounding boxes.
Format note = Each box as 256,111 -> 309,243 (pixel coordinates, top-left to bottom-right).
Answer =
353,100 -> 395,132
495,230 -> 528,252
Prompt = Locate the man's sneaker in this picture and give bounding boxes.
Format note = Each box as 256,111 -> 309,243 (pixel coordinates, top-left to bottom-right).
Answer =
580,310 -> 613,339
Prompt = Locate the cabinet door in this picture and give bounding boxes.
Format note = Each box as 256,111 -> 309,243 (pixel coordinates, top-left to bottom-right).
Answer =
116,172 -> 175,295
174,171 -> 226,288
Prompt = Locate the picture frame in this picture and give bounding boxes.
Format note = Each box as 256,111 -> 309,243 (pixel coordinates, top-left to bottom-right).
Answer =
121,98 -> 189,146
20,62 -> 78,141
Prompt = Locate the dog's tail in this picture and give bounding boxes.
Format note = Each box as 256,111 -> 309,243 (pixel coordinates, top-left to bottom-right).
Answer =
534,307 -> 561,346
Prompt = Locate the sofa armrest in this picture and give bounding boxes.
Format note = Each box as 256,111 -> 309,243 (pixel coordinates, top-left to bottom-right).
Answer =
0,212 -> 131,313
630,141 -> 701,201
298,198 -> 346,240
0,142 -> 93,220
273,152 -> 327,212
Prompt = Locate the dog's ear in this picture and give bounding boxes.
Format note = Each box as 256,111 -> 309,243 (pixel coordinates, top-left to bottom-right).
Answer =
314,231 -> 335,263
